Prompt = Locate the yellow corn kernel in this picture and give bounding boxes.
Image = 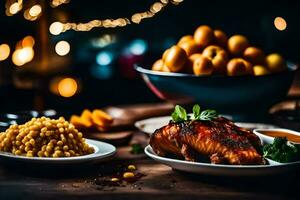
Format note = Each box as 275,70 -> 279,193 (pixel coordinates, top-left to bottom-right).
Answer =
127,165 -> 136,171
111,178 -> 119,182
123,172 -> 134,179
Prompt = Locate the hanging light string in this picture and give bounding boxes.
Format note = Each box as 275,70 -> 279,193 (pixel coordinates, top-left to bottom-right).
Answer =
50,0 -> 70,8
5,0 -> 23,16
5,0 -> 184,34
51,0 -> 184,34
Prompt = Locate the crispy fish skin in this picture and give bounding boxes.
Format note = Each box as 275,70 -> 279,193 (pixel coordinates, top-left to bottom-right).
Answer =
150,117 -> 264,165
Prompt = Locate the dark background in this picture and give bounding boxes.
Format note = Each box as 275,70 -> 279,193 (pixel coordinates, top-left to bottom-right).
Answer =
0,0 -> 299,113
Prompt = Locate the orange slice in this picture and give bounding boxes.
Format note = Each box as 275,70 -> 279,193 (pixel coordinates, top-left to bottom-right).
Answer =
91,109 -> 113,128
81,109 -> 93,124
70,115 -> 92,129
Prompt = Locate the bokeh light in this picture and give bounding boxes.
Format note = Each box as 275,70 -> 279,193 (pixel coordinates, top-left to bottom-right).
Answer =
9,3 -> 21,15
22,36 -> 35,47
96,51 -> 113,65
23,9 -> 32,21
49,22 -> 63,35
12,47 -> 34,66
91,34 -> 116,48
274,17 -> 287,31
129,39 -> 148,55
51,0 -> 70,7
58,78 -> 78,98
55,41 -> 70,56
0,44 -> 10,61
29,4 -> 42,17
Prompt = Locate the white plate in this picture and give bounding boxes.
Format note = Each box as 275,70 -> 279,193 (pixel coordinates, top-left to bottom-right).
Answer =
135,116 -> 278,135
0,139 -> 116,164
145,145 -> 300,176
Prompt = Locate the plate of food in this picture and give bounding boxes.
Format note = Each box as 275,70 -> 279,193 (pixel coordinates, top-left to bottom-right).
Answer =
135,116 -> 278,135
0,116 -> 116,164
144,104 -> 300,176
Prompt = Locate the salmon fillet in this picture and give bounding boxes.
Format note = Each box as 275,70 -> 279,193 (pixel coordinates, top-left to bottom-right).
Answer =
150,117 -> 264,165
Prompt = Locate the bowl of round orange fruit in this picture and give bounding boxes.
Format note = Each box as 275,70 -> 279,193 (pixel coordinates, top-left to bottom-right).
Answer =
135,25 -> 298,115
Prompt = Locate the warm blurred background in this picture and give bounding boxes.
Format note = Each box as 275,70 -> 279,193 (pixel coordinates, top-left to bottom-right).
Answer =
0,0 -> 299,113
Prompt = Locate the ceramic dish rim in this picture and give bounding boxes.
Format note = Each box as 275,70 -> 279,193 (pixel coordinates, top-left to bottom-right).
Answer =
135,62 -> 298,78
0,139 -> 116,162
145,145 -> 300,168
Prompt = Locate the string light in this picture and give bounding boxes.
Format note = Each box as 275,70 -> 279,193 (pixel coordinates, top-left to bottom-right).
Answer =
5,0 -> 184,34
22,36 -> 35,47
274,17 -> 287,31
55,41 -> 70,56
49,22 -> 64,35
48,0 -> 184,35
9,3 -> 20,14
11,36 -> 35,66
0,44 -> 10,61
150,2 -> 164,13
6,0 -> 23,16
29,4 -> 42,17
12,47 -> 34,66
51,0 -> 70,8
59,0 -> 182,34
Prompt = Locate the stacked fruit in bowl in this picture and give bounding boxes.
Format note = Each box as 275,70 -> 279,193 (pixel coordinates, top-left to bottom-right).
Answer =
152,25 -> 287,76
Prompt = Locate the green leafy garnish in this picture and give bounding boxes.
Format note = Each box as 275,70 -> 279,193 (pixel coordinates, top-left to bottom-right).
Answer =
171,104 -> 218,123
263,137 -> 299,163
171,105 -> 188,122
192,104 -> 201,120
198,109 -> 218,121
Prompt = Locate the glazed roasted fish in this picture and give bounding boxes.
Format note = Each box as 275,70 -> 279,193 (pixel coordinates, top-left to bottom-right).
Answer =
150,117 -> 264,165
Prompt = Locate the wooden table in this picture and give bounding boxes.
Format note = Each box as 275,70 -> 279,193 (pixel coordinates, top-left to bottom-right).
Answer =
0,131 -> 299,200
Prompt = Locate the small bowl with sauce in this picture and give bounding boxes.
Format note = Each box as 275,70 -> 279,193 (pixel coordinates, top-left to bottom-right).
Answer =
253,128 -> 300,145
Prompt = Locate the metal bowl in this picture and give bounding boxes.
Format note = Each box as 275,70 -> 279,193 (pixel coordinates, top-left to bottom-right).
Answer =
135,63 -> 298,116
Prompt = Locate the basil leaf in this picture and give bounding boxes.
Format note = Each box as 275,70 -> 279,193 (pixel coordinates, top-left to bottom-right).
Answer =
175,105 -> 187,121
199,109 -> 218,121
171,110 -> 180,122
193,104 -> 201,120
171,105 -> 187,122
171,104 -> 218,123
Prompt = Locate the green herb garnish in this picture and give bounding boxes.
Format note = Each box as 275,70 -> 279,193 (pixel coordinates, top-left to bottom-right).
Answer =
263,137 -> 299,163
171,105 -> 188,122
192,104 -> 201,120
198,109 -> 218,121
171,104 -> 218,123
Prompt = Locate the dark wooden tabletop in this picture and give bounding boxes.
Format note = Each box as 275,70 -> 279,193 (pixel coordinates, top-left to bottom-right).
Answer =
0,131 -> 299,200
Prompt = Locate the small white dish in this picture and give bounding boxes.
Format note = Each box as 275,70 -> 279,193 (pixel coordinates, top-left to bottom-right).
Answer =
145,145 -> 300,176
0,139 -> 116,164
254,128 -> 300,145
135,116 -> 278,135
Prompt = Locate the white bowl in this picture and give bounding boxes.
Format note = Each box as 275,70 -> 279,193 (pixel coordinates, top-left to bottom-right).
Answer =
253,128 -> 300,145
